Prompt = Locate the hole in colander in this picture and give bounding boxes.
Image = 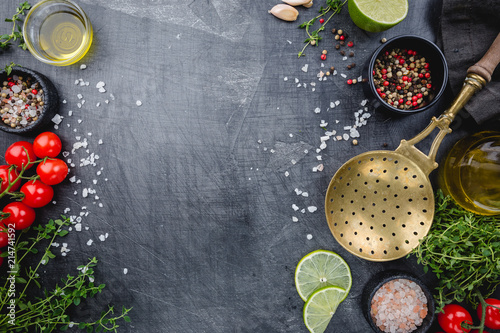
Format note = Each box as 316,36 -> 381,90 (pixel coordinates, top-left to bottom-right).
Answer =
330,198 -> 333,202
374,191 -> 378,194
394,194 -> 398,197
345,221 -> 348,224
376,180 -> 380,183
370,226 -> 374,230
419,185 -> 424,189
396,205 -> 400,209
387,185 -> 391,188
408,211 -> 412,215
404,167 -> 408,171
330,210 -> 334,214
404,186 -> 409,190
405,240 -> 409,244
340,208 -> 344,212
354,232 -> 358,235
392,233 -> 396,236
350,200 -> 354,204
359,222 -> 363,226
363,195 -> 367,199
357,173 -> 360,177
370,169 -> 374,172
341,194 -> 345,198
339,176 -> 343,180
371,214 -> 375,218
340,233 -> 344,237
352,212 -> 356,216
359,248 -> 363,252
420,221 -> 425,226
346,182 -> 350,186
382,224 -> 386,227
366,237 -> 370,241
392,217 -> 396,220
384,250 -> 387,254
364,182 -> 368,185
395,247 -> 399,251
394,160 -> 398,164
412,175 -> 417,178
334,223 -> 337,226
380,237 -> 384,241
383,198 -> 388,202
408,198 -> 413,202
349,242 -> 352,246
383,170 -> 387,173
383,157 -> 387,161
370,158 -> 374,161
395,176 -> 399,180
372,203 -> 376,206
413,231 -> 418,236
354,189 -> 358,193
371,250 -> 375,254
423,209 -> 427,213
348,167 -> 351,170
402,224 -> 406,228
362,207 -> 365,211
358,160 -> 362,164
423,197 -> 428,201
382,210 -> 386,213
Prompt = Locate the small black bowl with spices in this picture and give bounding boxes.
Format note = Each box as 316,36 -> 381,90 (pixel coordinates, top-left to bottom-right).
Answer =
363,35 -> 448,115
362,270 -> 435,333
0,67 -> 59,135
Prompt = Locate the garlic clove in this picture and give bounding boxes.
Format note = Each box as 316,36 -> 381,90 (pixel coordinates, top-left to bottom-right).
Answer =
303,0 -> 313,8
282,0 -> 311,6
268,4 -> 299,21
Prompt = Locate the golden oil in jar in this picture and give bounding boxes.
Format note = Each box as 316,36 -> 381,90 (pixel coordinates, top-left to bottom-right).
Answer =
38,11 -> 89,62
438,131 -> 500,215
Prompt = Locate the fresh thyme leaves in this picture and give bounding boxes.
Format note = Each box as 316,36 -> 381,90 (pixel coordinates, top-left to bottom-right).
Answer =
1,2 -> 31,51
0,217 -> 132,332
411,190 -> 500,312
4,62 -> 20,75
297,0 -> 347,57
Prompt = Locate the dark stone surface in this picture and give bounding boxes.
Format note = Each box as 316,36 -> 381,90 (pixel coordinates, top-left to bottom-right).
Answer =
0,1 -> 497,332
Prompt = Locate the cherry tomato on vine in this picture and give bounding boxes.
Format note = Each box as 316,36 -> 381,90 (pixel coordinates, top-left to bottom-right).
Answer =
0,165 -> 20,192
0,224 -> 8,248
438,304 -> 473,333
5,141 -> 36,171
2,202 -> 36,230
20,180 -> 53,208
477,298 -> 500,330
33,132 -> 62,158
36,158 -> 68,185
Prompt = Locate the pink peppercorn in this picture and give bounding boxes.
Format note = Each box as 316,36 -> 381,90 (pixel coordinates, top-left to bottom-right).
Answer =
347,79 -> 353,85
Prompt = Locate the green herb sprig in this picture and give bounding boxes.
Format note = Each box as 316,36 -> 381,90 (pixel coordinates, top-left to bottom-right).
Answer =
0,2 -> 31,50
297,0 -> 347,58
411,190 -> 500,312
0,217 -> 132,332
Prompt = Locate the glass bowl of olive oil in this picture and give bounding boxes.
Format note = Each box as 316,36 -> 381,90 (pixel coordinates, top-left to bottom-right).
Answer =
23,0 -> 93,66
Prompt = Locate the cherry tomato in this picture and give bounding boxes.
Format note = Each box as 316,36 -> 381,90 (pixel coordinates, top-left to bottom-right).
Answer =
0,224 -> 8,248
438,304 -> 473,333
36,158 -> 68,185
33,132 -> 62,158
0,165 -> 20,193
20,180 -> 53,208
477,298 -> 500,330
5,141 -> 36,170
2,202 -> 36,230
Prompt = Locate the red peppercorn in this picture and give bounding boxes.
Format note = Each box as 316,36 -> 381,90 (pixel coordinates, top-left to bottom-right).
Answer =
320,54 -> 327,61
347,79 -> 353,85
381,93 -> 386,98
385,51 -> 389,56
425,72 -> 431,78
347,41 -> 354,47
383,81 -> 389,86
376,88 -> 382,93
381,68 -> 387,74
396,85 -> 402,90
339,35 -> 345,41
406,101 -> 411,106
417,93 -> 423,99
399,99 -> 404,104
424,63 -> 429,69
31,89 -> 38,95
412,96 -> 418,101
407,50 -> 413,55
412,101 -> 418,106
399,59 -> 405,65
427,83 -> 432,89
319,18 -> 325,24
382,74 -> 387,79
402,76 -> 408,82
418,73 -> 424,78
8,82 -> 14,87
373,70 -> 376,76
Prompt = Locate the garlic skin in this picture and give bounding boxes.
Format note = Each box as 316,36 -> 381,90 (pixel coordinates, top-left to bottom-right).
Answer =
268,4 -> 299,21
303,0 -> 313,8
282,0 -> 311,6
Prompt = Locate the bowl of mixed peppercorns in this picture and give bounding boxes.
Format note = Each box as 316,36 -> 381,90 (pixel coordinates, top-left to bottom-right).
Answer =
363,35 -> 448,114
0,67 -> 59,134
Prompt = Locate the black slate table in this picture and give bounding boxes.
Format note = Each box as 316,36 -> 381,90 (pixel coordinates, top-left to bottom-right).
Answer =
0,1 -> 499,332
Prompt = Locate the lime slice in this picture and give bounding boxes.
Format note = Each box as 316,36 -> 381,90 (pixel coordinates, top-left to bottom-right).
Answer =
303,286 -> 347,333
348,0 -> 408,33
295,250 -> 352,302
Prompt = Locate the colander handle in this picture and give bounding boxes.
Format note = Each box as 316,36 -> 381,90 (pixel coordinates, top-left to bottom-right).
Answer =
396,33 -> 500,175
467,33 -> 500,82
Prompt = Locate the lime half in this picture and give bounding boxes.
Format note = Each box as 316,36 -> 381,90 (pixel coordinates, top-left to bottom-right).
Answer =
303,286 -> 347,333
348,0 -> 408,32
294,250 -> 352,302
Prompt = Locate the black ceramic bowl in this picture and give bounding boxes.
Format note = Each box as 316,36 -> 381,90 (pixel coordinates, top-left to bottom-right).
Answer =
362,270 -> 435,333
0,67 -> 59,135
363,35 -> 448,115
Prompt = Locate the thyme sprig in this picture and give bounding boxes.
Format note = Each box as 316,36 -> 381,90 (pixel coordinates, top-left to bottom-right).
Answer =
0,2 -> 31,51
411,190 -> 500,312
0,217 -> 132,332
297,0 -> 347,57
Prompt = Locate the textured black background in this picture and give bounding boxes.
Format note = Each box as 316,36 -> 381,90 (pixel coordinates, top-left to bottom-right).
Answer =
0,0 -> 498,332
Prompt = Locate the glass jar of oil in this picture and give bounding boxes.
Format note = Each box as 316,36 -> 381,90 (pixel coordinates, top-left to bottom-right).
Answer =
23,0 -> 92,66
438,131 -> 500,215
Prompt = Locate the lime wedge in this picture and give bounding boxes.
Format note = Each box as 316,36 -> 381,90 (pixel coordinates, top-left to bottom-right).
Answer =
303,286 -> 347,333
294,250 -> 352,302
348,0 -> 408,32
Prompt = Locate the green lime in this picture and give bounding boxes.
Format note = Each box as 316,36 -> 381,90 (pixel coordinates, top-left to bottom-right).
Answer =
294,250 -> 352,302
303,286 -> 347,333
348,0 -> 408,33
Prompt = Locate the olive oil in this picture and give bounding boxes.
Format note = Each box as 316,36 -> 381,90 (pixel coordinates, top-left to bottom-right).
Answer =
38,11 -> 89,62
439,131 -> 500,215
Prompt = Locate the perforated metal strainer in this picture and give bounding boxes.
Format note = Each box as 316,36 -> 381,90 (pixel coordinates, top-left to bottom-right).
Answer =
325,33 -> 500,261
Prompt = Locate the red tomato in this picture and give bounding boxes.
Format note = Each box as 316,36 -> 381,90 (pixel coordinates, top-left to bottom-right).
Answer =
477,299 -> 500,330
0,224 -> 8,248
5,141 -> 36,170
36,158 -> 68,185
2,202 -> 36,230
438,304 -> 473,333
33,132 -> 62,158
0,165 -> 20,192
20,180 -> 53,208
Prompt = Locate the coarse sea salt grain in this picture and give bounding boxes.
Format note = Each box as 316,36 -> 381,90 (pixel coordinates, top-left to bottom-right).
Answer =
306,234 -> 313,240
136,100 -> 142,106
123,268 -> 128,275
292,216 -> 298,222
307,206 -> 317,213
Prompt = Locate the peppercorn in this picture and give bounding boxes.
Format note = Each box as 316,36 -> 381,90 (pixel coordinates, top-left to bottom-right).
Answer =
320,54 -> 327,61
337,29 -> 343,35
339,40 -> 345,46
311,40 -> 316,46
347,41 -> 354,47
335,44 -> 340,50
347,79 -> 352,85
347,65 -> 352,70
331,28 -> 337,34
340,50 -> 345,56
330,66 -> 335,72
319,18 -> 325,24
349,51 -> 354,57
381,38 -> 387,43
322,50 -> 327,55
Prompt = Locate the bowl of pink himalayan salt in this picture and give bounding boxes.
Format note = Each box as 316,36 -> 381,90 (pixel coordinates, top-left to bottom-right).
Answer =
362,270 -> 435,333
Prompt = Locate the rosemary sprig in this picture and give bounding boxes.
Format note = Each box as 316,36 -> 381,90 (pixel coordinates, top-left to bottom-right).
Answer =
298,0 -> 347,57
411,190 -> 500,312
0,2 -> 31,51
